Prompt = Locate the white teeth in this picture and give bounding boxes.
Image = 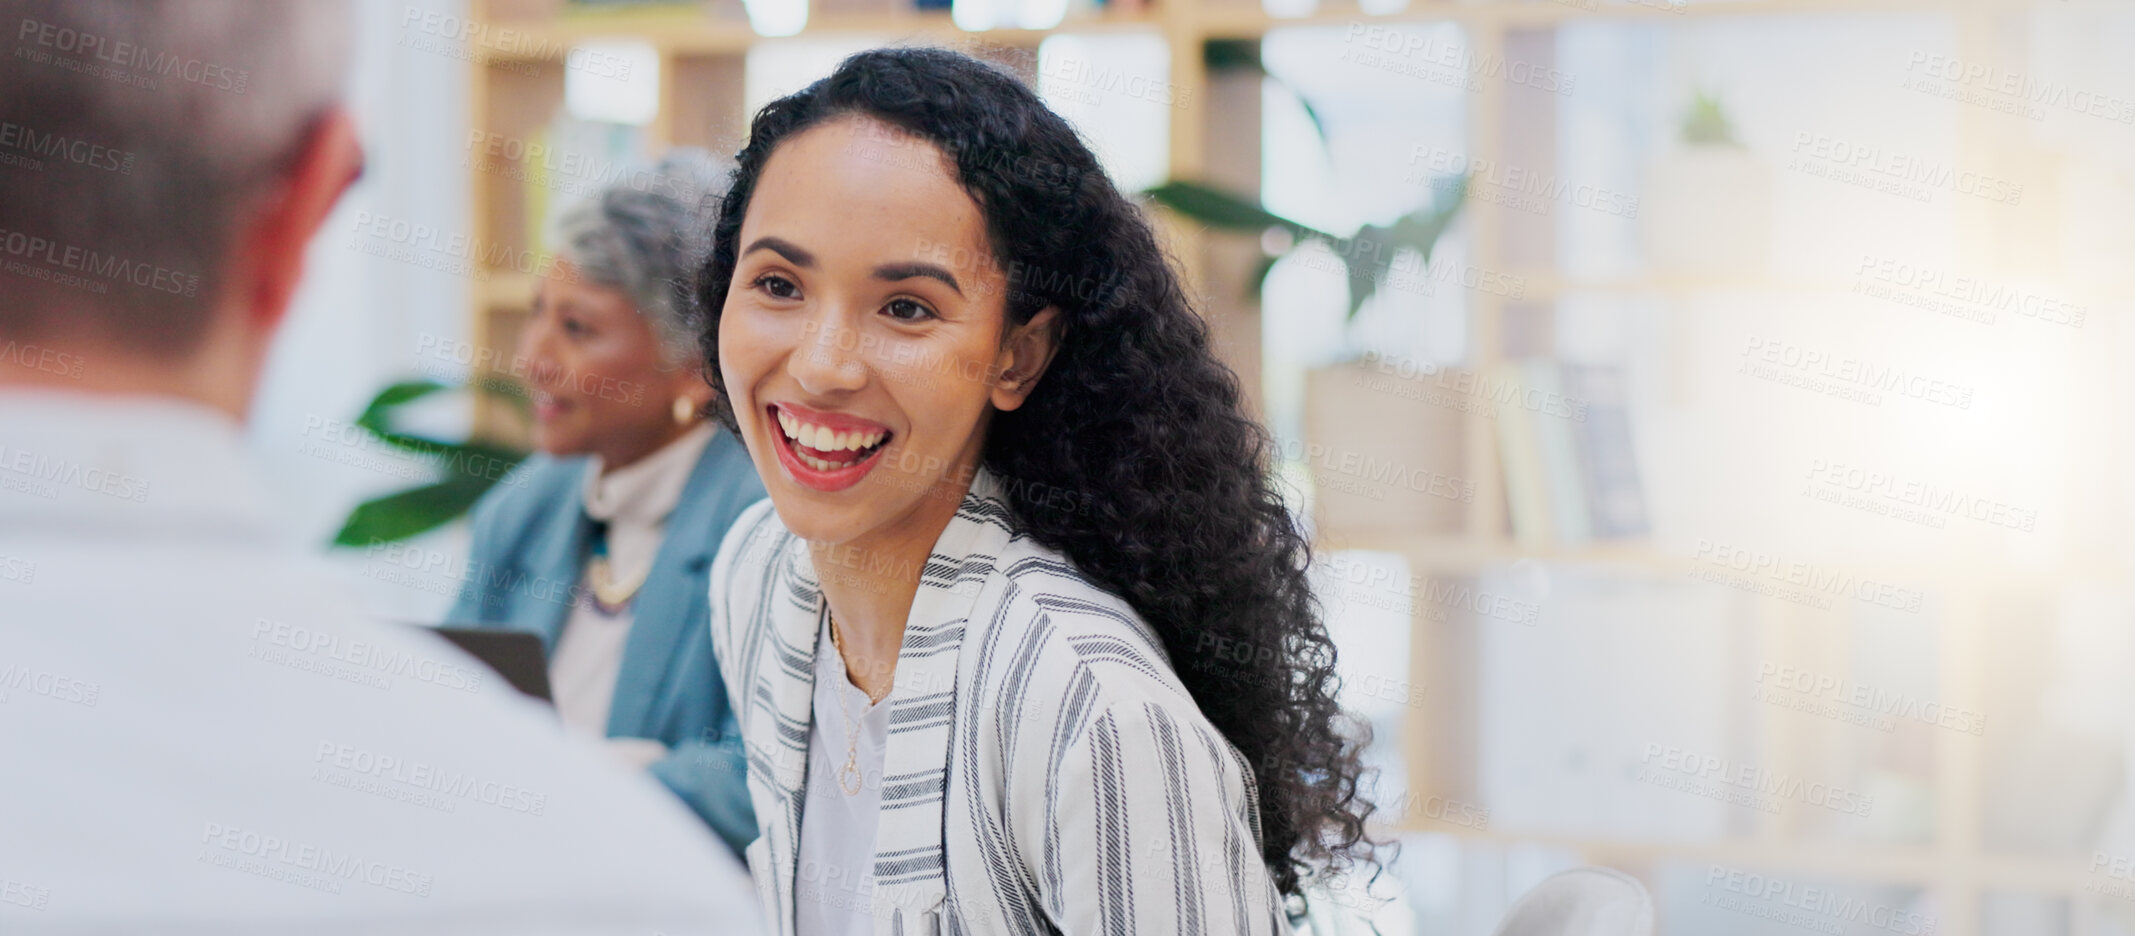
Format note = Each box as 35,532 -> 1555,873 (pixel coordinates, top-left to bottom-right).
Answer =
776,409 -> 888,454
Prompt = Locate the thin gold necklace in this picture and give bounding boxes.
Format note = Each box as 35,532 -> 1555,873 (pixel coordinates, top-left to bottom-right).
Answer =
586,522 -> 647,614
825,610 -> 886,796
828,611 -> 892,705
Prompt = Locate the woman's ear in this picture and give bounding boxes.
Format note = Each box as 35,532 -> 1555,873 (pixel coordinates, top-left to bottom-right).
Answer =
990,306 -> 1063,412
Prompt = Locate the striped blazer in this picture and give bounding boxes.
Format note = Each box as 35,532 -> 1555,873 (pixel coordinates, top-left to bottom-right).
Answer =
708,468 -> 1286,935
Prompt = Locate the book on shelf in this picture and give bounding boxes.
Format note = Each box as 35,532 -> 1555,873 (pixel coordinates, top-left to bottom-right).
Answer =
1492,362 -> 1550,545
1524,360 -> 1592,548
1562,362 -> 1649,541
1491,360 -> 1649,547
525,111 -> 653,257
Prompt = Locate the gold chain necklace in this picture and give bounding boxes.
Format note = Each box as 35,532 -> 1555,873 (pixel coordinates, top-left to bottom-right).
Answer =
587,555 -> 648,608
586,522 -> 647,614
826,610 -> 888,797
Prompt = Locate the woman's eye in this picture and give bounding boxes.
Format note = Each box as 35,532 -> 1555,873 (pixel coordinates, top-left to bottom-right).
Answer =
562,317 -> 590,337
884,298 -> 935,322
753,273 -> 799,300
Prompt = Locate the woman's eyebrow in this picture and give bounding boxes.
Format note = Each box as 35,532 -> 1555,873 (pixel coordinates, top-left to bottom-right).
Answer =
872,261 -> 962,296
742,236 -> 815,266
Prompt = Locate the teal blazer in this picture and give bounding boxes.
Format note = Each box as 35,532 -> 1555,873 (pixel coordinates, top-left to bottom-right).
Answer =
446,429 -> 765,855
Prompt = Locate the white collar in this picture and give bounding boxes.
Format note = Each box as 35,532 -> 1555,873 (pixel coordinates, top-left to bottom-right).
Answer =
580,422 -> 716,526
0,388 -> 275,543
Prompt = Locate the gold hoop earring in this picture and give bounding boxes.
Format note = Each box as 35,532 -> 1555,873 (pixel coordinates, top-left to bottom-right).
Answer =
672,396 -> 696,425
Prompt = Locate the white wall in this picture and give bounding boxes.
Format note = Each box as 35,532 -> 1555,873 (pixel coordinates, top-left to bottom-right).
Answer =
248,0 -> 475,621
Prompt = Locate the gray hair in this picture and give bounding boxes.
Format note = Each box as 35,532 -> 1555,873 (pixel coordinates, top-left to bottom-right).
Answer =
0,0 -> 353,357
551,148 -> 732,367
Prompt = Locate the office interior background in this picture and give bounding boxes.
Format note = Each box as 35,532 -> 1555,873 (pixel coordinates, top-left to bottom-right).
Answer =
251,0 -> 2135,932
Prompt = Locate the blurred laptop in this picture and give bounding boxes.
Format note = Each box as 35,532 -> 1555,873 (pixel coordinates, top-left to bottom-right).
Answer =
422,624 -> 554,703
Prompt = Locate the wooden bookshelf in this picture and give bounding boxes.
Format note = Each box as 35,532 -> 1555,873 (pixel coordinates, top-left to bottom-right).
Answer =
458,2 -> 2099,933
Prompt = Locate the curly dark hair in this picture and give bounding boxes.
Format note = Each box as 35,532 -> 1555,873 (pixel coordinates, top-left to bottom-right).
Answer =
692,46 -> 1377,899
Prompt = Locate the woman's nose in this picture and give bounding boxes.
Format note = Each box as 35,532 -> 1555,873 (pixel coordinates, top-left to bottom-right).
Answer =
787,308 -> 869,396
515,317 -> 564,387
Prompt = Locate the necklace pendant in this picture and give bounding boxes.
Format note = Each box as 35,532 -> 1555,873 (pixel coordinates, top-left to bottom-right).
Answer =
838,756 -> 863,796
587,556 -> 645,613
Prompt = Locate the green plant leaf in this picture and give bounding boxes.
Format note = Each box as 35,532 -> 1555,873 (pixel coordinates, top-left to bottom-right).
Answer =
1146,180 -> 1318,237
365,431 -> 457,458
1341,224 -> 1391,322
1340,176 -> 1467,321
360,435 -> 527,483
332,469 -> 503,548
356,375 -> 532,458
469,373 -> 534,420
1203,38 -> 1262,72
355,379 -> 452,437
332,377 -> 532,548
1384,173 -> 1468,275
1682,90 -> 1739,147
1147,173 -> 1465,324
1202,39 -> 1331,150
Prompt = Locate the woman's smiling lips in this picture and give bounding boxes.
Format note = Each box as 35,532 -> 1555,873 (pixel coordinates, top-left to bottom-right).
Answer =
530,388 -> 572,423
766,401 -> 893,492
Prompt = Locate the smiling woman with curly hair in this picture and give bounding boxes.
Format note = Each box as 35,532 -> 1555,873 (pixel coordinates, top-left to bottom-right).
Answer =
697,46 -> 1377,935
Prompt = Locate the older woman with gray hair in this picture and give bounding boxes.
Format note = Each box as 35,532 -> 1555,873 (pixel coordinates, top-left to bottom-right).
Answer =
447,148 -> 764,854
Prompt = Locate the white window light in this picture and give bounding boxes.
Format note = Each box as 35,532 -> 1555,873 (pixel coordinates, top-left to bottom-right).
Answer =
744,37 -> 885,116
744,0 -> 809,39
1036,34 -> 1169,193
952,0 -> 1004,33
954,0 -> 1065,33
563,40 -> 661,125
1018,0 -> 1069,31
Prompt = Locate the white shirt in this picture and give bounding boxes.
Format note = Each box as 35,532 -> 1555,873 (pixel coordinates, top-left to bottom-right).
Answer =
0,389 -> 762,936
548,423 -> 713,741
793,610 -> 889,936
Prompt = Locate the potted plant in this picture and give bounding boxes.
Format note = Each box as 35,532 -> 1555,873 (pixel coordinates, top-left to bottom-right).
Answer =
1642,89 -> 1771,277
330,377 -> 530,547
1143,42 -> 1472,539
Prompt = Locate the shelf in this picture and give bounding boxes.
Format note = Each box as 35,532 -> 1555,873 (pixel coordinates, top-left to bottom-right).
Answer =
1195,0 -> 1970,38
478,6 -> 1165,60
480,271 -> 541,310
1314,531 -> 2112,589
471,0 -> 2029,56
1319,532 -> 1692,576
1485,271 -> 2132,304
1391,825 -> 2094,896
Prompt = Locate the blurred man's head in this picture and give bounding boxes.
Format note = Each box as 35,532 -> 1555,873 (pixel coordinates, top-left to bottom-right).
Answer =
0,0 -> 360,417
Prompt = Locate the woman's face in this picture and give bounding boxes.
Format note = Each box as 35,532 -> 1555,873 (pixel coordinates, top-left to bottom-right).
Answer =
517,264 -> 711,466
719,115 -> 1057,547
